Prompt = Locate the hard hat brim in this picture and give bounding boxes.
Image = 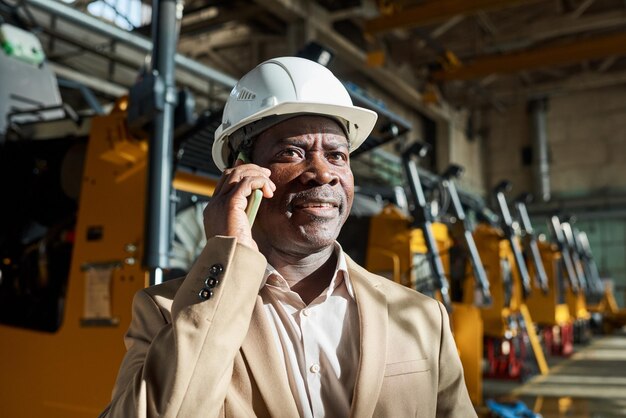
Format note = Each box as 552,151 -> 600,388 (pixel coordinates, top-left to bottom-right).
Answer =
213,101 -> 378,171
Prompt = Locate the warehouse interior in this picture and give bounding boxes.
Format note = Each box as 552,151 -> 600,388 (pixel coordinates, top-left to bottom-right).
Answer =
1,0 -> 626,416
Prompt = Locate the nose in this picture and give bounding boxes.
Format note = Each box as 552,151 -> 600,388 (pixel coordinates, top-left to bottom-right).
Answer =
299,153 -> 339,186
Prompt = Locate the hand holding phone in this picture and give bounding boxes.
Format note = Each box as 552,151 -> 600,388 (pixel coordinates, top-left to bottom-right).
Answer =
237,152 -> 264,227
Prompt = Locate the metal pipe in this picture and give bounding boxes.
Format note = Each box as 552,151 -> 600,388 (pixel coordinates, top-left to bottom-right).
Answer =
144,0 -> 182,285
24,0 -> 237,88
529,98 -> 551,202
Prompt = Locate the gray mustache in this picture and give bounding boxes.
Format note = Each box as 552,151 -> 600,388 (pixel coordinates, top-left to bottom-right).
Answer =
289,186 -> 344,208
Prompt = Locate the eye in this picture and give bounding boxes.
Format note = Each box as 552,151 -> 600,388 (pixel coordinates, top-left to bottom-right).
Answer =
327,151 -> 348,164
276,147 -> 304,160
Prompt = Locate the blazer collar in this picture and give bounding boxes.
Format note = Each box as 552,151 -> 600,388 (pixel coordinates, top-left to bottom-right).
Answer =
241,297 -> 301,418
345,256 -> 388,418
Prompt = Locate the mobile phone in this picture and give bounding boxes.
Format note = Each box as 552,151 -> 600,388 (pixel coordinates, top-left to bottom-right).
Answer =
237,152 -> 264,226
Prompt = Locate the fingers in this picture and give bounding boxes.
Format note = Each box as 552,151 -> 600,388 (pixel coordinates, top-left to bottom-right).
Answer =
212,159 -> 248,196
213,163 -> 274,199
204,161 -> 274,250
227,175 -> 275,203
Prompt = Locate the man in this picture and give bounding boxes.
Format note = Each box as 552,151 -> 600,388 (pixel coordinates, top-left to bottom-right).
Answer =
102,57 -> 476,417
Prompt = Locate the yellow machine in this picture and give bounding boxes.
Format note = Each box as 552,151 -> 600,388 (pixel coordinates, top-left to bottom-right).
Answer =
364,203 -> 484,405
547,217 -> 592,343
472,223 -> 549,379
524,240 -> 574,356
0,100 -> 216,417
570,228 -> 626,333
588,279 -> 626,333
511,196 -> 574,356
565,279 -> 591,328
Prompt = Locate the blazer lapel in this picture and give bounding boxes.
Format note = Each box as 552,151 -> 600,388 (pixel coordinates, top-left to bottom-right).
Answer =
347,257 -> 388,418
241,297 -> 300,418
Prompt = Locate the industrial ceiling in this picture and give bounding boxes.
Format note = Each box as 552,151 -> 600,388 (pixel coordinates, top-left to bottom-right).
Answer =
2,0 -> 626,117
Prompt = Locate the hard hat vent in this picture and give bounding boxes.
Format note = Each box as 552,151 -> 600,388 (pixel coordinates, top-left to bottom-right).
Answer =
237,88 -> 256,101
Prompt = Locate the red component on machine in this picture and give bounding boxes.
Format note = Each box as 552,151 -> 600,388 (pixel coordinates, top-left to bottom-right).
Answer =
484,334 -> 530,381
541,323 -> 574,357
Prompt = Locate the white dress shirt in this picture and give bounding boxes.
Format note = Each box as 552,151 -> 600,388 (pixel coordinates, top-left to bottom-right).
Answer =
260,244 -> 360,418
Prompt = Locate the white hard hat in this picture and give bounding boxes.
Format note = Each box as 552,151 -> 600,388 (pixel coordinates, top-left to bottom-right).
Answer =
212,56 -> 378,171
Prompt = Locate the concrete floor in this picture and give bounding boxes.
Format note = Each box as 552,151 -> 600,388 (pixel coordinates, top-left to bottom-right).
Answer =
483,328 -> 626,417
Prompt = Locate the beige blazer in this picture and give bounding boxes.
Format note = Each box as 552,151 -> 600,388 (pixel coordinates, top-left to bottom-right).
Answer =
102,237 -> 476,418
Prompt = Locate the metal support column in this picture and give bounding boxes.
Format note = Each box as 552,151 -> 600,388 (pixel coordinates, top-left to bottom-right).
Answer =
529,98 -> 551,202
144,0 -> 183,285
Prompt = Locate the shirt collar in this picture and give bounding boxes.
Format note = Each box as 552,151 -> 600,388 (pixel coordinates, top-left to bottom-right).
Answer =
263,242 -> 354,300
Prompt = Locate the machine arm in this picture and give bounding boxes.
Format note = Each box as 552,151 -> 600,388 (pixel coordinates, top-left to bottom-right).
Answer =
442,164 -> 491,304
576,230 -> 604,296
401,142 -> 451,310
561,220 -> 588,293
548,216 -> 580,293
492,181 -> 532,298
513,193 -> 549,294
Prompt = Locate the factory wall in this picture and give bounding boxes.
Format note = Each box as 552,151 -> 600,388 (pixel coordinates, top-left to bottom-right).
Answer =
485,85 -> 626,305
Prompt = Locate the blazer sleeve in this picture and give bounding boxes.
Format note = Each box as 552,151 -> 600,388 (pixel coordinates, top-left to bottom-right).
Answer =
435,302 -> 478,418
100,236 -> 267,418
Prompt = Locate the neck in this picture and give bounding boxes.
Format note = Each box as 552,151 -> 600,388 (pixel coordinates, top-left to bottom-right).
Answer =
262,244 -> 337,305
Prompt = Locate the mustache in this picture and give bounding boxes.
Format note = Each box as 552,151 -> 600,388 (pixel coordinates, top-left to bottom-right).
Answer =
288,186 -> 345,210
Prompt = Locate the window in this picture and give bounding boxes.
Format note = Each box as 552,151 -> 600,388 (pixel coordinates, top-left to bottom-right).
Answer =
87,0 -> 151,31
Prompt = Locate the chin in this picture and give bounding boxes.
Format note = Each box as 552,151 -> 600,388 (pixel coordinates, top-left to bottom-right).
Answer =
294,223 -> 340,248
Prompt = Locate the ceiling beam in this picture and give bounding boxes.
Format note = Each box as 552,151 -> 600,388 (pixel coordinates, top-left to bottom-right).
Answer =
597,55 -> 618,72
419,10 -> 626,58
193,48 -> 244,75
495,70 -> 626,101
492,10 -> 626,49
433,31 -> 626,81
179,26 -> 252,50
253,0 -> 453,121
568,0 -> 595,19
363,0 -> 543,34
50,62 -> 127,97
180,5 -> 265,37
431,15 -> 465,38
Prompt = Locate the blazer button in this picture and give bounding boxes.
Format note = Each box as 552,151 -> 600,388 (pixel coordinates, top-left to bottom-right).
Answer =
205,277 -> 220,288
198,287 -> 213,300
209,264 -> 224,276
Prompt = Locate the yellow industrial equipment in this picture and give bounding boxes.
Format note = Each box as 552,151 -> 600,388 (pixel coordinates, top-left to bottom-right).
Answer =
588,280 -> 626,333
524,240 -> 574,356
0,100 -> 216,417
572,229 -> 625,334
474,182 -> 548,380
565,279 -> 591,330
512,195 -> 573,356
474,224 -> 522,337
548,216 -> 591,343
473,223 -> 549,380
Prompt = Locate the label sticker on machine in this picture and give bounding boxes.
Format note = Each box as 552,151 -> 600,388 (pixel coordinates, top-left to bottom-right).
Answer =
81,264 -> 119,326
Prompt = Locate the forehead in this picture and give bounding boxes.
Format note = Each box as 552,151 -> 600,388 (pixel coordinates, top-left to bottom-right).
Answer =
258,115 -> 348,145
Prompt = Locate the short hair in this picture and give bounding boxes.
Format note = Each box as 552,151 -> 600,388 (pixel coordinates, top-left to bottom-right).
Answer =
227,136 -> 256,167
